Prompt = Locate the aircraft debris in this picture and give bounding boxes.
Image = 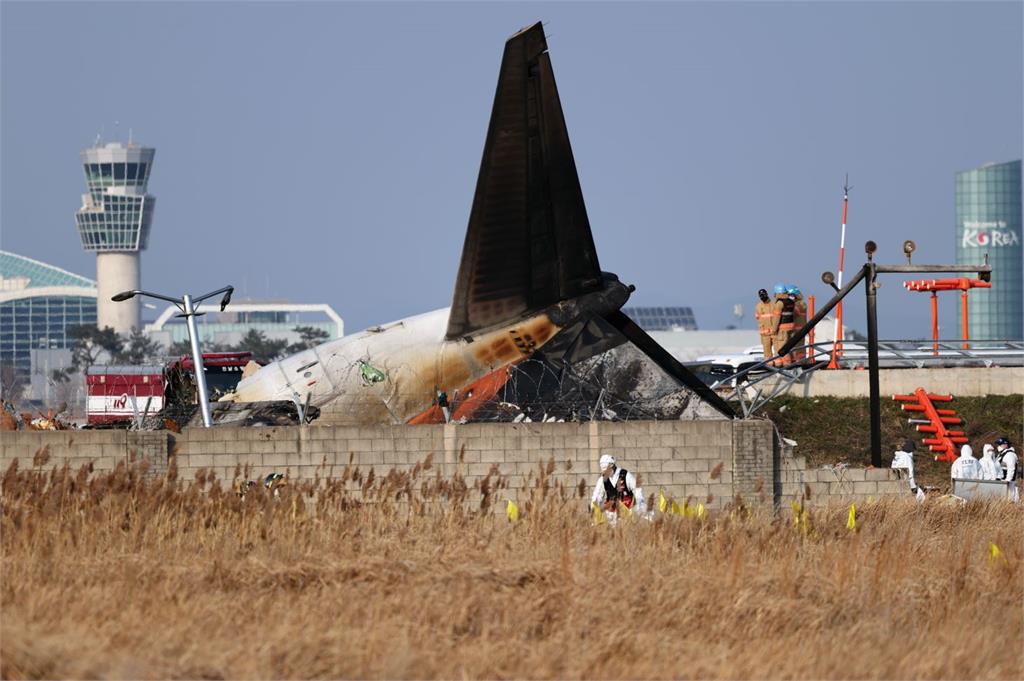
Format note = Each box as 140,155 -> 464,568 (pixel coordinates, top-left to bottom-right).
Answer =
217,22 -> 734,426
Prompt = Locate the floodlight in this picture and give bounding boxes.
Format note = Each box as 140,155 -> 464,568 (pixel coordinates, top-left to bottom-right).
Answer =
903,240 -> 916,255
220,287 -> 234,312
111,290 -> 136,302
821,271 -> 835,285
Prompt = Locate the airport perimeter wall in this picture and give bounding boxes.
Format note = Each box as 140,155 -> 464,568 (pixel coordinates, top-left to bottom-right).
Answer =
0,420 -> 905,509
760,366 -> 1022,398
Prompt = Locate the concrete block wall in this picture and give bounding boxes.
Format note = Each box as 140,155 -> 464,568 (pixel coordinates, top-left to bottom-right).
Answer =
760,366 -> 1023,398
776,443 -> 907,507
2,419 -> 906,507
0,429 -> 168,475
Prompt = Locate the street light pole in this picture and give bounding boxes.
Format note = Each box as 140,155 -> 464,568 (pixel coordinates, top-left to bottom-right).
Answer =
182,294 -> 213,427
111,285 -> 233,428
864,262 -> 881,467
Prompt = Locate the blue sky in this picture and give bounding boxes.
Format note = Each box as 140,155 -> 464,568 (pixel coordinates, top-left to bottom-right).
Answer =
2,1 -> 1021,337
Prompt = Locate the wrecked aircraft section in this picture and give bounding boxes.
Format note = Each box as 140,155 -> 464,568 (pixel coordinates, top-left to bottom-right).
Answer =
203,22 -> 735,428
454,344 -> 728,424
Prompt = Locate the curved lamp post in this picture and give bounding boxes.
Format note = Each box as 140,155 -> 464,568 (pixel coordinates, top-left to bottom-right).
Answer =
111,285 -> 233,427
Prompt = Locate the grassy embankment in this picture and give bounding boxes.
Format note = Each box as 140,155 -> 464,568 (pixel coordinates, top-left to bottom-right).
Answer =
763,395 -> 1023,489
2,457 -> 1021,680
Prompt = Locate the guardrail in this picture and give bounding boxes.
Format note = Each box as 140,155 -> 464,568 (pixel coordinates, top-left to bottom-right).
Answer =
701,338 -> 1023,418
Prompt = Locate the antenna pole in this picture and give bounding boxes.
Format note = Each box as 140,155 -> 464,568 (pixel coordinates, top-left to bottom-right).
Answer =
827,175 -> 851,369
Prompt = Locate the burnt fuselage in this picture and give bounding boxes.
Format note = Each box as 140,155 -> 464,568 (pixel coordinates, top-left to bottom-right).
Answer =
223,275 -> 632,425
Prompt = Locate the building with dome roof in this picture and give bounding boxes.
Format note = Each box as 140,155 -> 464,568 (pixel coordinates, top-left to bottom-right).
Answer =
0,250 -> 97,382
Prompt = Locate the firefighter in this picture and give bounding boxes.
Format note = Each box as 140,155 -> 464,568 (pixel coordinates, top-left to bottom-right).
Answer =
754,289 -> 776,362
787,285 -> 807,362
772,283 -> 795,366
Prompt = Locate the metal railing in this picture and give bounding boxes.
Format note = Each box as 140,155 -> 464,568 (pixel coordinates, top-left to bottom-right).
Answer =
705,338 -> 1023,418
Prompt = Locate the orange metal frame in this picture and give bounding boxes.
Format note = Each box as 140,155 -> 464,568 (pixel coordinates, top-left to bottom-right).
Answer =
892,387 -> 965,463
903,278 -> 991,353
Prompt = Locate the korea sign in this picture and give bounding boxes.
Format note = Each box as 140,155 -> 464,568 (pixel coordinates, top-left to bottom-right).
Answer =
961,220 -> 1020,248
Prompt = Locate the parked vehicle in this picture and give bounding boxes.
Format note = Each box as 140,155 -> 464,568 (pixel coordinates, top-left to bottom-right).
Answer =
86,352 -> 252,425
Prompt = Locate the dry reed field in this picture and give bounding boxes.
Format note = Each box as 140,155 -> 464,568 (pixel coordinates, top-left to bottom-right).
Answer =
2,455 -> 1022,680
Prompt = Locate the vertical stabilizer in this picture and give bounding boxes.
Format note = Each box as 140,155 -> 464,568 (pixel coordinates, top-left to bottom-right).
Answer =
446,22 -> 602,340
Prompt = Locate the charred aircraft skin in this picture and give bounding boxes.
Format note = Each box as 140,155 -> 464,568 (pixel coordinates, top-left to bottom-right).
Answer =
222,22 -> 734,423
226,276 -> 633,425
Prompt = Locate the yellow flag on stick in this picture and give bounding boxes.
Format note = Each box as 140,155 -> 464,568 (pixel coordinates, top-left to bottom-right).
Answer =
696,503 -> 706,520
658,491 -> 668,514
592,502 -> 606,525
670,500 -> 682,516
791,501 -> 802,528
506,499 -> 520,522
846,503 -> 856,531
989,542 -> 1003,562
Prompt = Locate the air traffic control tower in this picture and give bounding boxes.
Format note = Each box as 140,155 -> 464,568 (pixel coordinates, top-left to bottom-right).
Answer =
74,142 -> 156,334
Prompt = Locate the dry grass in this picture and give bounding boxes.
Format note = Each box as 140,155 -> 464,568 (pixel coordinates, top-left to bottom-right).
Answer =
2,457 -> 1022,680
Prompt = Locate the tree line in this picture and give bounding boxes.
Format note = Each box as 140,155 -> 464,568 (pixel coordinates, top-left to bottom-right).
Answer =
58,324 -> 331,378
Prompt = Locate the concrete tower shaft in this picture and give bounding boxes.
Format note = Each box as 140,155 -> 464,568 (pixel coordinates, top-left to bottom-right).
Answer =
96,253 -> 140,334
74,142 -> 156,334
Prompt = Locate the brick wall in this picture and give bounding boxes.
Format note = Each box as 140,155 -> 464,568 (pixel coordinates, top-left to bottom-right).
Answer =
1,419 -> 906,507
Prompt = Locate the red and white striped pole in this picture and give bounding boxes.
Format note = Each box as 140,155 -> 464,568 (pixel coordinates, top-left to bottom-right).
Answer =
827,176 -> 850,370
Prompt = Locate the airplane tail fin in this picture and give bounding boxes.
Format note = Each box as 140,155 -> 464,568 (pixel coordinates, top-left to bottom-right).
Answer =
446,22 -> 602,340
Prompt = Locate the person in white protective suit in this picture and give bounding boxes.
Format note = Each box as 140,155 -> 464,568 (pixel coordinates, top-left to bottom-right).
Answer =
979,444 -> 1000,481
891,440 -> 925,501
950,444 -> 982,481
591,454 -> 646,517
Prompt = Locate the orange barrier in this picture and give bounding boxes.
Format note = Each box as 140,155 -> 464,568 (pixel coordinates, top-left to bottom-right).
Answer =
892,387 -> 966,462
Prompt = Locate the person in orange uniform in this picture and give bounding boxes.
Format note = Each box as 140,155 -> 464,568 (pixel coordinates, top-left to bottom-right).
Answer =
787,285 -> 807,362
755,288 -> 776,362
772,283 -> 795,366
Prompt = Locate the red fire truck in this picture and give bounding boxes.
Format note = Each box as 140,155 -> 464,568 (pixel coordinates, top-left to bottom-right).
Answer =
86,352 -> 252,425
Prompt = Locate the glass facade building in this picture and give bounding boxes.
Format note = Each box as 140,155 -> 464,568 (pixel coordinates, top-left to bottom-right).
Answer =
0,251 -> 97,378
955,160 -> 1022,340
145,301 -> 344,348
74,143 -> 155,251
621,306 -> 698,331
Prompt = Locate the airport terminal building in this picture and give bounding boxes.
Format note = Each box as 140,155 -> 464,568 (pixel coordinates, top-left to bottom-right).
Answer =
955,160 -> 1022,340
0,251 -> 97,380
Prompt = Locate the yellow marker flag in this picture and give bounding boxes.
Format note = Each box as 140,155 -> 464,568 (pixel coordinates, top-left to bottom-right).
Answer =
506,499 -> 519,522
989,542 -> 1003,562
659,491 -> 668,514
800,509 -> 810,537
846,503 -> 856,531
670,500 -> 682,516
696,503 -> 706,519
618,501 -> 633,518
791,501 -> 802,528
684,502 -> 696,519
592,502 -> 606,525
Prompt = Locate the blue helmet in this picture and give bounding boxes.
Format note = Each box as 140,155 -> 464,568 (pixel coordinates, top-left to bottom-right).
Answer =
787,284 -> 801,296
773,283 -> 788,295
